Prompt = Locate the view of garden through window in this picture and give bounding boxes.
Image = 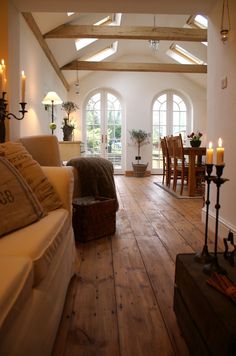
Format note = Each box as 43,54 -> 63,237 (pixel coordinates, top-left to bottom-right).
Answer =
85,91 -> 122,170
152,91 -> 188,170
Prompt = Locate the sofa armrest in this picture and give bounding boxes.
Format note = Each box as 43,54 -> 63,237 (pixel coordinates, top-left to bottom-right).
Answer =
42,166 -> 74,214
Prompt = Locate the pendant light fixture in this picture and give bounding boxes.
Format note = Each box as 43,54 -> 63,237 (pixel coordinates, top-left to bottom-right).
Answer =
220,0 -> 231,43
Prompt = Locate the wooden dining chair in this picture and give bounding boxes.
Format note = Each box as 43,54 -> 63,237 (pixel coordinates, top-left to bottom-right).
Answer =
172,134 -> 188,195
173,134 -> 205,195
165,135 -> 175,188
160,137 -> 169,185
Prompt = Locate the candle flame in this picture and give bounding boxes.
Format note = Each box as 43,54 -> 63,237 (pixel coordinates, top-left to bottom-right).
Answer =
21,70 -> 25,77
1,59 -> 4,66
209,141 -> 213,149
218,137 -> 222,147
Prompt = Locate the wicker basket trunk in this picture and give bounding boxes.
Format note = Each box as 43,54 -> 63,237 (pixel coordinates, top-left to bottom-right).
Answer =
72,196 -> 116,242
132,163 -> 148,177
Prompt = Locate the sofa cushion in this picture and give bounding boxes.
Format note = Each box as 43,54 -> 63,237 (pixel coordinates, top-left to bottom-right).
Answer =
0,209 -> 71,286
0,157 -> 45,237
0,256 -> 33,335
0,141 -> 62,212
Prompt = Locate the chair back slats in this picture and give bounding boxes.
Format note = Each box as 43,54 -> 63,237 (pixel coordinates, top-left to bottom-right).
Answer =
173,134 -> 184,161
166,135 -> 174,158
160,137 -> 168,185
160,137 -> 168,158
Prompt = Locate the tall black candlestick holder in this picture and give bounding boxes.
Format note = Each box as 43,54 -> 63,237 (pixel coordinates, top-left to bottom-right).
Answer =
0,91 -> 27,143
194,164 -> 214,264
203,164 -> 229,275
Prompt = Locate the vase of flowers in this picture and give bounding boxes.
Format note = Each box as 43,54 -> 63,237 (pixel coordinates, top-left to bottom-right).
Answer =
187,131 -> 203,147
61,101 -> 78,141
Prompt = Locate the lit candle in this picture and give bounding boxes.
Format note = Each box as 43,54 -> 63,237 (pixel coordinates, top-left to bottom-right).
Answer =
21,70 -> 26,102
1,59 -> 6,92
3,78 -> 7,92
206,141 -> 213,164
0,64 -> 3,94
216,137 -> 224,165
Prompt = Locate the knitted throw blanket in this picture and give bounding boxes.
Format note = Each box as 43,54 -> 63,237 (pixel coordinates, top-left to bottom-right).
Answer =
67,157 -> 119,211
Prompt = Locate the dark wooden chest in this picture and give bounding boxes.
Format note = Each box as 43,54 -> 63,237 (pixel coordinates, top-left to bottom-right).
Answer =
174,253 -> 236,356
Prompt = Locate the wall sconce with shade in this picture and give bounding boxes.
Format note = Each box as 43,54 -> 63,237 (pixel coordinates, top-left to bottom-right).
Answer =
220,0 -> 231,43
0,59 -> 27,143
42,91 -> 62,134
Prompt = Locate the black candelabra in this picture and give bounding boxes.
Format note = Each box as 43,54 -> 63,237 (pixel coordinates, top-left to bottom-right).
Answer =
194,164 -> 214,264
0,91 -> 27,143
196,163 -> 229,275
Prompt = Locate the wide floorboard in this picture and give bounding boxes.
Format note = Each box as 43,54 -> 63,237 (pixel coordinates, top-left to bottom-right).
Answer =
53,175 -> 218,356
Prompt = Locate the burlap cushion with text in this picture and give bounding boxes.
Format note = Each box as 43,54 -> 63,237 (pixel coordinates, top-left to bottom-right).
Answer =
0,142 -> 62,212
0,157 -> 45,237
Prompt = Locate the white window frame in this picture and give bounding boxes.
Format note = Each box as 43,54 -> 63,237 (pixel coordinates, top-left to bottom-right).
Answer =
83,88 -> 124,173
151,90 -> 192,173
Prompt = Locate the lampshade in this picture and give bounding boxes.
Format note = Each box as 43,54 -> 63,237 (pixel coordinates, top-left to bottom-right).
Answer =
42,91 -> 63,105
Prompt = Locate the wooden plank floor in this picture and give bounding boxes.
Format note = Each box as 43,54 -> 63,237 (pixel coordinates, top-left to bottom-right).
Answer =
53,175 -> 218,356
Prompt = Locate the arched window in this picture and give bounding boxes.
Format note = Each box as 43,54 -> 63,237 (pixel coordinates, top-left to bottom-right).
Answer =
84,89 -> 123,173
152,90 -> 191,171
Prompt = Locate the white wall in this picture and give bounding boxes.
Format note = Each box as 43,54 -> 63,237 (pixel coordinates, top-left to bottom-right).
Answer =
207,0 -> 236,234
8,1 -> 21,141
9,12 -> 68,141
77,68 -> 207,171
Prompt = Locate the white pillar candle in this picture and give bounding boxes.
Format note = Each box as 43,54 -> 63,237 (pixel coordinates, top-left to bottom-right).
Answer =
1,59 -> 6,92
0,64 -> 3,95
21,70 -> 26,102
206,141 -> 213,164
216,138 -> 224,165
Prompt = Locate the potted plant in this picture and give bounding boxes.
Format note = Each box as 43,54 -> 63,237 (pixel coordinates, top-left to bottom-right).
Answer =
61,101 -> 78,141
187,131 -> 203,147
129,129 -> 151,177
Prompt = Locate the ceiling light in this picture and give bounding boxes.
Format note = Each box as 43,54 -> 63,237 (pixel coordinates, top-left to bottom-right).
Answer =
148,15 -> 159,53
220,0 -> 231,43
148,40 -> 160,52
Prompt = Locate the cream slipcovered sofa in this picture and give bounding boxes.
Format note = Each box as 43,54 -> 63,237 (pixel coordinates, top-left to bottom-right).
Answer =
0,144 -> 77,355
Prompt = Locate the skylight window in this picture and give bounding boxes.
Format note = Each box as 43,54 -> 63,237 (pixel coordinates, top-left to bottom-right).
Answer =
85,42 -> 118,62
194,15 -> 208,29
167,44 -> 205,65
187,14 -> 208,29
110,13 -> 122,26
75,38 -> 97,51
75,14 -> 121,52
95,16 -> 112,26
186,14 -> 208,46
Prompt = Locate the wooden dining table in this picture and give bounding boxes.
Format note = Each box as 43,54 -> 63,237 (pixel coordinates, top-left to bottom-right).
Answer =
183,146 -> 206,197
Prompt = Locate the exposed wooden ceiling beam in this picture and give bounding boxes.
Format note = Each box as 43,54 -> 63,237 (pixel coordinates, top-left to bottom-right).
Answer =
22,12 -> 70,91
44,25 -> 207,42
61,61 -> 207,73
